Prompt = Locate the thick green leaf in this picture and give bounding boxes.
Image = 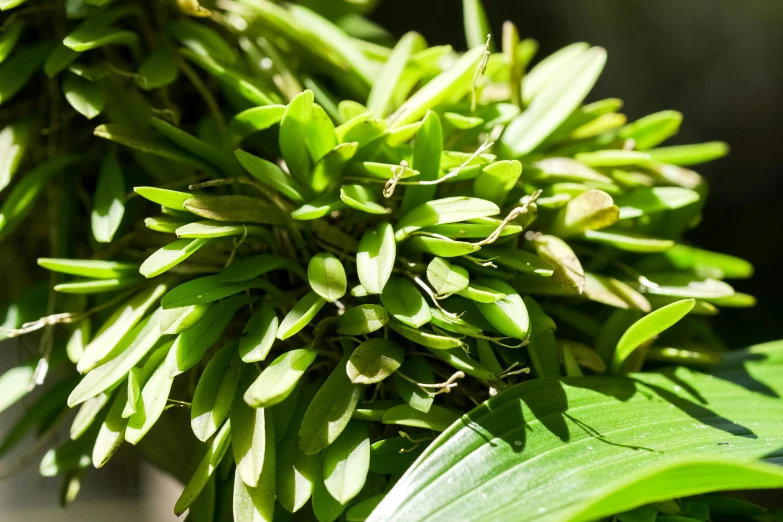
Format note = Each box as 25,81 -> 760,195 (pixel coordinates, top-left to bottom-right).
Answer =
230,105 -> 286,140
38,258 -> 138,279
299,357 -> 365,455
161,275 -> 259,308
277,291 -> 327,341
662,244 -> 753,279
92,381 -> 129,468
291,193 -> 344,220
91,149 -> 125,243
312,142 -> 358,190
473,160 -> 523,206
474,279 -> 530,340
388,321 -> 465,352
575,150 -> 651,167
135,40 -> 179,90
54,277 -> 140,295
232,369 -> 275,488
462,0 -> 493,50
367,32 -> 423,117
369,437 -> 428,475
313,458 -> 347,522
149,117 -> 225,168
400,111 -> 443,214
184,195 -> 287,225
78,283 -> 167,373
0,117 -> 33,191
166,295 -> 246,377
244,349 -> 317,408
0,364 -> 34,415
44,44 -> 78,78
582,229 -> 675,253
67,315 -> 168,407
63,72 -> 104,119
357,222 -> 396,295
64,25 -> 138,52
368,343 -> 783,522
134,186 -> 192,209
532,234 -> 585,294
160,303 -> 211,335
618,110 -> 682,150
584,273 -> 651,312
347,338 -> 405,384
309,253 -> 347,302
549,189 -> 619,237
501,47 -> 606,157
174,420 -> 231,516
125,355 -> 174,444
381,403 -> 461,432
0,19 -> 24,64
647,142 -> 729,166
611,298 -> 695,373
280,90 -> 315,190
396,197 -> 500,241
275,384 -> 318,512
139,238 -> 210,278
347,495 -> 386,522
174,220 -> 268,239
478,248 -> 554,277
191,345 -> 241,442
340,184 -> 387,215
306,103 -> 337,165
639,275 -> 734,300
239,302 -> 278,362
389,46 -> 485,129
393,355 -> 435,414
381,276 -> 431,328
407,234 -> 480,258
233,451 -> 276,522
335,305 -> 389,336
616,187 -> 700,219
70,392 -> 110,440
426,257 -> 469,296
289,4 -> 376,89
322,420 -> 370,504
95,125 -> 207,169
144,215 -> 187,233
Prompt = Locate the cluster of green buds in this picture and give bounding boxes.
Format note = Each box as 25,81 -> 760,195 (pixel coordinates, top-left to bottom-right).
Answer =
0,0 -> 755,520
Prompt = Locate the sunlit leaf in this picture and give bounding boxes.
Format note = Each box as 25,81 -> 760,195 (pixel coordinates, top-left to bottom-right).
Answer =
347,338 -> 405,384
191,345 -> 241,441
62,72 -> 104,120
166,296 -> 246,377
611,299 -> 695,374
299,356 -> 365,455
369,344 -> 783,522
322,420 -> 370,504
244,349 -> 317,408
277,291 -> 327,341
357,222 -> 396,295
381,276 -> 431,328
91,149 -> 125,243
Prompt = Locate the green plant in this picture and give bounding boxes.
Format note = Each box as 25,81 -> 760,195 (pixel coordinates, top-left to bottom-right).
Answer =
1,0 -> 781,521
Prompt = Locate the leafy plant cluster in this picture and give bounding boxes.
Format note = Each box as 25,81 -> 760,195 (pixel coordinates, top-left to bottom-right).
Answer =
1,0 -> 781,521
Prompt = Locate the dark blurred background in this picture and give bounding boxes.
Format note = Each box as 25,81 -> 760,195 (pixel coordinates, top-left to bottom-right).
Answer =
374,0 -> 783,348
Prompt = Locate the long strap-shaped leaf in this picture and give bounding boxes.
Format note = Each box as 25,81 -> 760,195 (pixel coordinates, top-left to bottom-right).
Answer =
368,341 -> 783,522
